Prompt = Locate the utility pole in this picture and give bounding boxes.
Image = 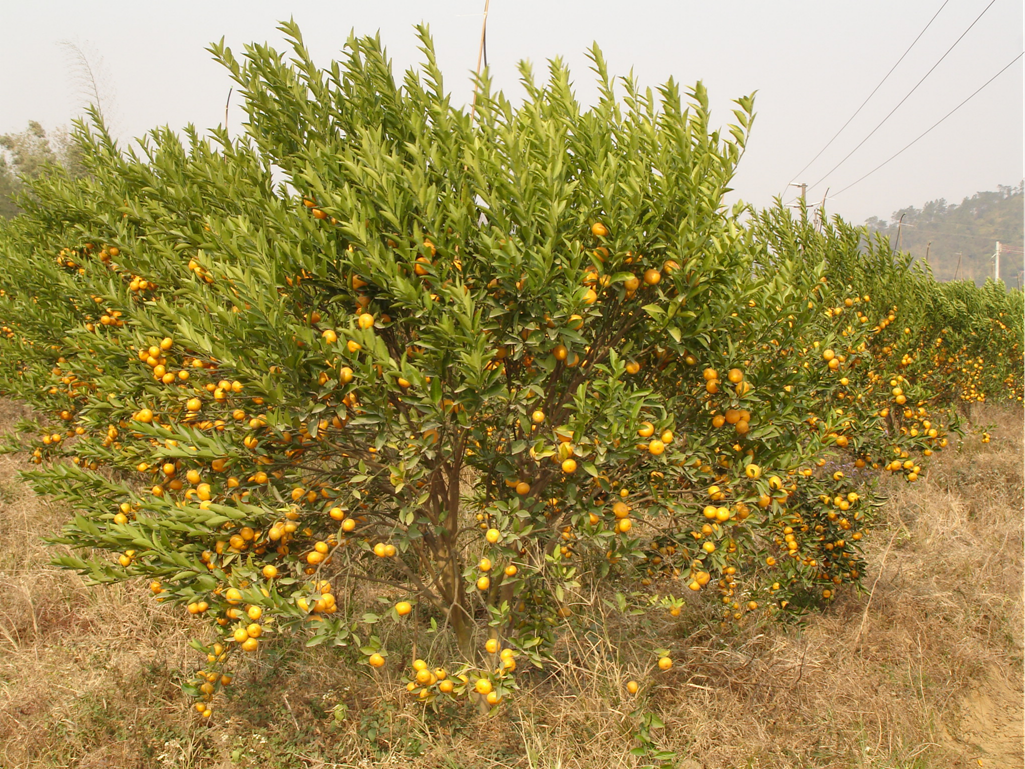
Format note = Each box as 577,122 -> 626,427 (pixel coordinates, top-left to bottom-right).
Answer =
788,182 -> 807,205
994,241 -> 1001,283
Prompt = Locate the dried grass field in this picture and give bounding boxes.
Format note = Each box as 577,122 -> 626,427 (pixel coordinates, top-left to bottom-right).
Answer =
0,398 -> 1021,769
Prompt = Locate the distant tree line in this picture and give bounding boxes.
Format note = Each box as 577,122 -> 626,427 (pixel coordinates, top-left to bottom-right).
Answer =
0,122 -> 84,218
865,183 -> 1024,287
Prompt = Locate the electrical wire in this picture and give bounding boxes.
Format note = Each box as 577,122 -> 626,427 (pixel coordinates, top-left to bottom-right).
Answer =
828,51 -> 1023,199
786,0 -> 950,192
808,0 -> 999,193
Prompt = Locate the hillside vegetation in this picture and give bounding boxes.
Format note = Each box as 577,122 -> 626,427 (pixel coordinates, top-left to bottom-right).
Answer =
865,183 -> 1024,286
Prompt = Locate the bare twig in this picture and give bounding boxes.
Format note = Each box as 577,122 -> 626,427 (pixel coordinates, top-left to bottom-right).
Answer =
469,0 -> 491,123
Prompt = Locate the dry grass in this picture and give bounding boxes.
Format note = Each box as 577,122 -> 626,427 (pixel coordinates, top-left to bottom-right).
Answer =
0,398 -> 1021,768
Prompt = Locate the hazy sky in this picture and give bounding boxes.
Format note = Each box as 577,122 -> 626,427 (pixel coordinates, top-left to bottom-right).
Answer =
1,1 -> 1021,225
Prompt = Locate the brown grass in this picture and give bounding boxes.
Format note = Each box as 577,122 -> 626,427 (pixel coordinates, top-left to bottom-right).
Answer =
0,398 -> 1021,768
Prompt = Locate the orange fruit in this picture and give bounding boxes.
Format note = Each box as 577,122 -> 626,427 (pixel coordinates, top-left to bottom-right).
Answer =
369,653 -> 385,668
395,601 -> 412,616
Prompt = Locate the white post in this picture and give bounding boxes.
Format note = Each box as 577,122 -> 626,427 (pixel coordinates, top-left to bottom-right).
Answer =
994,241 -> 1001,283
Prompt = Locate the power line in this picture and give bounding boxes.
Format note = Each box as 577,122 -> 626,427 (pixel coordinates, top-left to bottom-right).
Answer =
786,0 -> 950,192
829,51 -> 1024,200
808,0 -> 998,193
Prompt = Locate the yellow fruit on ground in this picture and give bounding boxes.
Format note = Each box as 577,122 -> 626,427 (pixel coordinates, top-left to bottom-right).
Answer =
658,657 -> 672,671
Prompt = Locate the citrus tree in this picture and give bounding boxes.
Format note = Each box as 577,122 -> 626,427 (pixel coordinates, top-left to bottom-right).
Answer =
0,24 -> 1020,716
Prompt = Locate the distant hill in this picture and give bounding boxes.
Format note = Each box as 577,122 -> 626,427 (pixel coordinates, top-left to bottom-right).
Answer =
864,183 -> 1024,287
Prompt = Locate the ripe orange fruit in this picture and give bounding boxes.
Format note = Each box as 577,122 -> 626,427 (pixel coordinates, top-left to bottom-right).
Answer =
515,481 -> 530,496
626,680 -> 639,694
475,678 -> 493,695
395,601 -> 412,616
643,269 -> 661,285
369,653 -> 385,668
485,638 -> 499,654
477,576 -> 491,591
591,222 -> 609,238
486,528 -> 501,544
648,439 -> 665,456
561,458 -> 577,474
658,656 -> 672,671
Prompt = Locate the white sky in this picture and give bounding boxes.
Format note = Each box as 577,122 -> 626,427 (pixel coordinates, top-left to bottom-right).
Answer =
1,0 -> 1022,225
